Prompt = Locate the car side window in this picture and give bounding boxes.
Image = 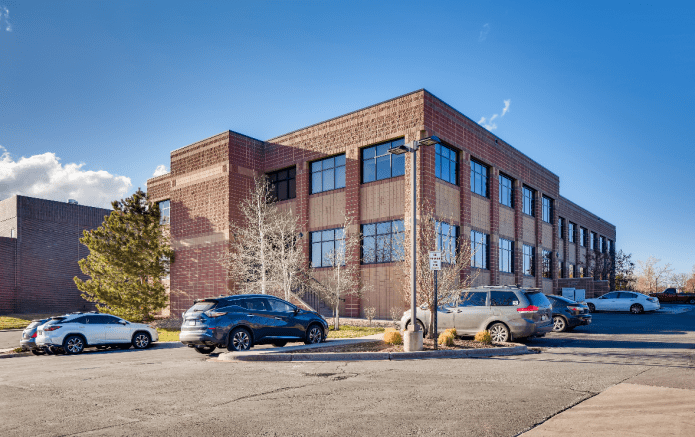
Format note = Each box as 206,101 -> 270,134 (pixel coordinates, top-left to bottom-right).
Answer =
490,291 -> 520,306
246,298 -> 270,311
602,292 -> 618,299
459,292 -> 487,307
618,293 -> 636,299
72,316 -> 88,324
103,316 -> 122,324
86,315 -> 109,324
267,299 -> 295,313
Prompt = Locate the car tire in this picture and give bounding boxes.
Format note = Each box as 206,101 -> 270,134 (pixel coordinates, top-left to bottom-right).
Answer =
63,335 -> 85,355
194,345 -> 216,354
587,303 -> 596,313
132,332 -> 151,349
405,320 -> 427,337
31,349 -> 45,356
305,324 -> 324,345
688,298 -> 695,305
272,341 -> 288,347
630,304 -> 644,314
552,316 -> 568,332
228,327 -> 252,351
488,323 -> 510,343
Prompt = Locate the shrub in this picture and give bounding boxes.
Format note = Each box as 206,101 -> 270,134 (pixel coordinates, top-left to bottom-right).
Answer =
438,331 -> 455,346
445,328 -> 457,337
383,328 -> 403,345
474,330 -> 492,344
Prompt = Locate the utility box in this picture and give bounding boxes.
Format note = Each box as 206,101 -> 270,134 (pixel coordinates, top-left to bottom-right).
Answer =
562,288 -> 575,300
562,288 -> 586,302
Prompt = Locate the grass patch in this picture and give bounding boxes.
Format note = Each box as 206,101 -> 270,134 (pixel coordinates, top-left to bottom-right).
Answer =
156,328 -> 181,342
0,316 -> 33,330
327,325 -> 385,339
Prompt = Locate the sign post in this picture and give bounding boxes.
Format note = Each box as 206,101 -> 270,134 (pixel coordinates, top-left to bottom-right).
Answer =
429,251 -> 442,349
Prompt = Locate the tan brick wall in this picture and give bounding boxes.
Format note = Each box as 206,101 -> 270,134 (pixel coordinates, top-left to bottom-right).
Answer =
308,191 -> 346,229
522,215 -> 536,244
359,179 -> 405,222
499,207 -> 515,239
541,223 -> 553,249
435,181 -> 460,222
470,195 -> 490,232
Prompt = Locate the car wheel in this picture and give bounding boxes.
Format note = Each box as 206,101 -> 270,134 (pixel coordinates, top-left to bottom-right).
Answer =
63,335 -> 85,355
488,323 -> 510,343
630,304 -> 644,314
552,316 -> 568,332
194,345 -> 216,354
405,320 -> 427,337
228,328 -> 252,351
305,325 -> 324,345
688,298 -> 695,305
272,341 -> 288,347
132,332 -> 151,349
587,303 -> 596,313
31,349 -> 45,356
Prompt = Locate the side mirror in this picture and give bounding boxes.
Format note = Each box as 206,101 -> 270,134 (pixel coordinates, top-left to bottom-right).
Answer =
294,308 -> 300,315
119,320 -> 127,325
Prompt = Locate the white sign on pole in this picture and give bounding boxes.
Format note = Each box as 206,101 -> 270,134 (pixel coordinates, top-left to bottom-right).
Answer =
429,251 -> 442,271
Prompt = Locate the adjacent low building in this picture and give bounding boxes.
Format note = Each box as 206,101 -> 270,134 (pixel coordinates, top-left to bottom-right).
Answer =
148,89 -> 616,318
0,195 -> 111,314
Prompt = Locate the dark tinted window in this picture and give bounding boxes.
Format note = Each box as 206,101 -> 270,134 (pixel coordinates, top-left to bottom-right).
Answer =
187,301 -> 217,313
102,315 -> 122,324
85,315 -> 110,324
490,291 -> 519,306
362,139 -> 405,183
311,155 -> 346,194
70,316 -> 88,324
524,292 -> 550,307
267,167 -> 296,202
542,196 -> 553,223
601,292 -> 619,299
435,144 -> 458,184
523,186 -> 535,216
268,299 -> 295,312
499,174 -> 513,207
470,159 -> 488,197
237,298 -> 269,311
459,292 -> 487,307
618,292 -> 637,299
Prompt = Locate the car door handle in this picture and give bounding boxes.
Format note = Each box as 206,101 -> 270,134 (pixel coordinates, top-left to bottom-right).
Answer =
274,317 -> 283,320
246,315 -> 254,318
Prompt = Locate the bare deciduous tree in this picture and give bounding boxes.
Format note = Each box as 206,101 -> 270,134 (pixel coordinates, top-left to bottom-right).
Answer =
398,204 -> 477,340
614,250 -> 636,291
635,256 -> 674,294
670,273 -> 689,291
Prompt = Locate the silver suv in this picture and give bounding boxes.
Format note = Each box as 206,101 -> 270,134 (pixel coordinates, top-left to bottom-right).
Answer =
400,286 -> 553,342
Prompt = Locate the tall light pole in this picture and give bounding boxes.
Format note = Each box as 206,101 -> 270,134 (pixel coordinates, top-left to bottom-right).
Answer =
388,135 -> 440,351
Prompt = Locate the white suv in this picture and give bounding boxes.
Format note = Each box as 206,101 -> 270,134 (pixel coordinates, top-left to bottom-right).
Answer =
36,312 -> 159,355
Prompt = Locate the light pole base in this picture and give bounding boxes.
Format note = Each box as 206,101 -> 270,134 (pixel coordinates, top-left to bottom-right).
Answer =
403,330 -> 423,352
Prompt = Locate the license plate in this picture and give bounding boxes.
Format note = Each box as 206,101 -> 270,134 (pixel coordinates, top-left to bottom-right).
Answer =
187,320 -> 196,326
38,330 -> 43,335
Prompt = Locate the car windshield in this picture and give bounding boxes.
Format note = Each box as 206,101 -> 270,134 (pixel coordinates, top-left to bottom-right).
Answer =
524,291 -> 550,307
186,301 -> 217,313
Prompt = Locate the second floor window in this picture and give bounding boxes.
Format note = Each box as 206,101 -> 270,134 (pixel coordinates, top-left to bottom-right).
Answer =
435,221 -> 458,263
499,174 -> 513,207
523,186 -> 535,216
311,228 -> 345,268
267,167 -> 296,201
580,227 -> 586,246
542,196 -> 553,223
470,159 -> 488,197
499,238 -> 514,273
590,232 -> 596,250
362,220 -> 404,264
311,155 -> 345,194
569,264 -> 575,278
435,144 -> 458,185
569,222 -> 576,243
558,217 -> 565,239
158,200 -> 170,225
470,230 -> 489,269
362,139 -> 405,183
542,249 -> 552,278
523,244 -> 535,276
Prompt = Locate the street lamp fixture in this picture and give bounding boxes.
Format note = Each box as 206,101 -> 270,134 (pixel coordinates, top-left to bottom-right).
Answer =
388,135 -> 441,352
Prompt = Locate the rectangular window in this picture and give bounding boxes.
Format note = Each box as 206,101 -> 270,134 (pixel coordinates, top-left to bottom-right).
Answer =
558,217 -> 565,239
310,228 -> 345,268
311,154 -> 345,194
580,227 -> 586,246
542,196 -> 553,223
498,238 -> 514,273
568,222 -> 576,243
435,144 -> 458,185
470,159 -> 488,197
579,266 -> 585,278
523,244 -> 535,276
590,232 -> 596,250
608,240 -> 614,254
435,221 -> 458,263
499,174 -> 513,207
559,261 -> 565,279
470,230 -> 489,269
158,200 -> 170,225
362,138 -> 405,183
569,264 -> 575,278
362,220 -> 404,264
267,167 -> 296,201
600,236 -> 607,253
542,249 -> 552,278
522,186 -> 535,216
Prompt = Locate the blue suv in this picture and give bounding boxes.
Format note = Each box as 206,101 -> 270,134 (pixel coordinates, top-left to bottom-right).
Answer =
179,294 -> 329,354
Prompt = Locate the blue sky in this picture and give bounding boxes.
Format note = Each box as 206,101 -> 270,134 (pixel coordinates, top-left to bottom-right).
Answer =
1,1 -> 693,274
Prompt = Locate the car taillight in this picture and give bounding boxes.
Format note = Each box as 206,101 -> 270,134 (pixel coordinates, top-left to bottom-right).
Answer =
44,325 -> 62,331
648,298 -> 658,303
517,305 -> 539,313
31,332 -> 37,338
205,311 -> 227,318
567,306 -> 583,312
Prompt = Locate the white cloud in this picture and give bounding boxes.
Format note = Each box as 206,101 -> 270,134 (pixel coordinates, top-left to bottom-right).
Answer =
479,23 -> 490,42
0,146 -> 132,208
1,5 -> 11,32
478,99 -> 511,131
152,164 -> 168,177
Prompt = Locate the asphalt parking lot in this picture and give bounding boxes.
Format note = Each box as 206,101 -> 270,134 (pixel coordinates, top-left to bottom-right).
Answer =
0,305 -> 693,436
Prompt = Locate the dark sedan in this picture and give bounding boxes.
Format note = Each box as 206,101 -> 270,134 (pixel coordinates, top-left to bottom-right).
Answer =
179,294 -> 329,354
546,295 -> 592,332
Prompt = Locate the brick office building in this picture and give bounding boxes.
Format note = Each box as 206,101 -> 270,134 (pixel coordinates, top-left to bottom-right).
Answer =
148,90 -> 616,318
0,195 -> 111,314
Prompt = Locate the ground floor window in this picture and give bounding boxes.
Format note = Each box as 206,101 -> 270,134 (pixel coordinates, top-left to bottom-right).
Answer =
523,244 -> 535,276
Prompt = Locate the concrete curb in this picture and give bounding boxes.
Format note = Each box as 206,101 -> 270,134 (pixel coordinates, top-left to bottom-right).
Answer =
216,345 -> 529,362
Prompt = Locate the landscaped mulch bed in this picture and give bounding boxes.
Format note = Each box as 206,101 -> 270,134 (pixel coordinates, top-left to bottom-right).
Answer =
294,338 -> 504,353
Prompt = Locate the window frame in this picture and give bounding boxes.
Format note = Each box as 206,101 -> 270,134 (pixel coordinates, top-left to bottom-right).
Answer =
361,220 -> 405,264
523,244 -> 535,276
158,200 -> 170,225
470,159 -> 489,198
542,196 -> 553,223
470,230 -> 489,270
558,217 -> 565,239
542,249 -> 552,279
522,186 -> 535,216
361,138 -> 406,184
310,227 -> 345,268
568,222 -> 576,243
435,220 -> 458,264
499,173 -> 513,207
579,227 -> 586,246
435,143 -> 458,185
498,238 -> 514,274
267,167 -> 297,202
311,154 -> 346,194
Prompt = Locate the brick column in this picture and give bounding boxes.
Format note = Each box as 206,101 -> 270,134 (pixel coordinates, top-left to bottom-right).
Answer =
535,191 -> 543,288
344,146 -> 361,317
296,161 -> 310,268
513,180 -> 524,286
459,152 -> 472,283
489,167 -> 499,285
551,196 -> 559,294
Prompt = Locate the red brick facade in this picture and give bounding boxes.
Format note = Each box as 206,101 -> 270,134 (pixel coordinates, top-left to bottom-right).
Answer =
0,196 -> 111,314
148,90 -> 616,317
